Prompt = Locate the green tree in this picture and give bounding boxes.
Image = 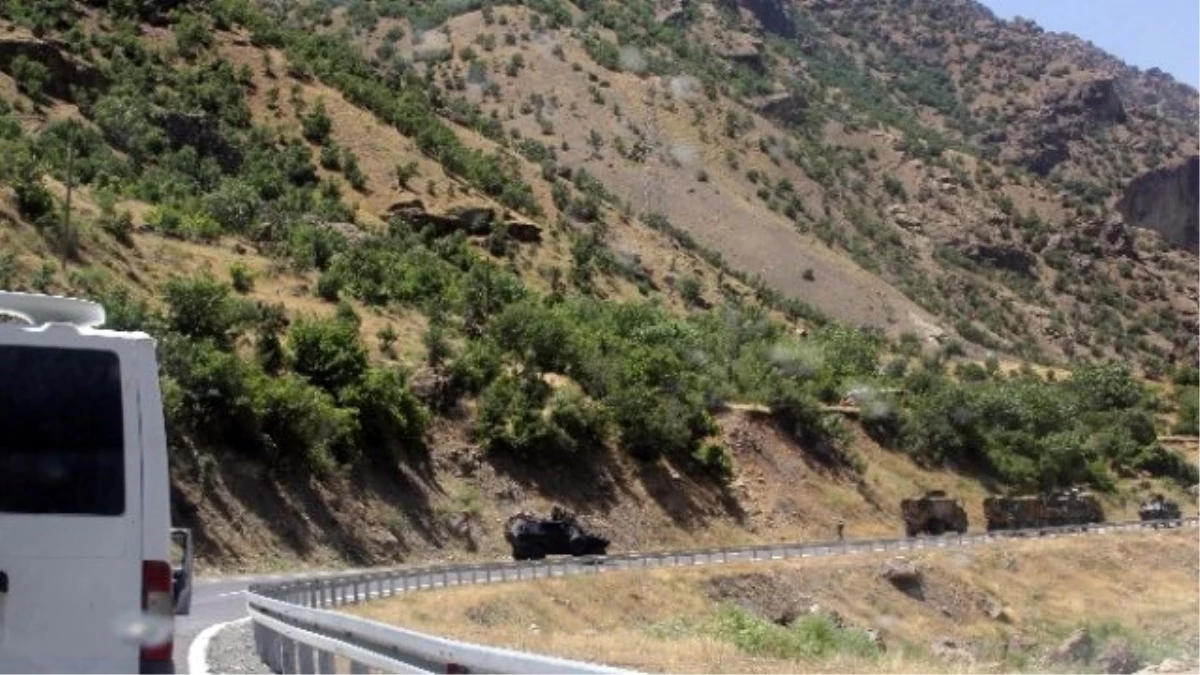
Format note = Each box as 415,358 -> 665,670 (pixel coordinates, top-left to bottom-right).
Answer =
162,275 -> 244,348
288,315 -> 368,393
203,180 -> 262,233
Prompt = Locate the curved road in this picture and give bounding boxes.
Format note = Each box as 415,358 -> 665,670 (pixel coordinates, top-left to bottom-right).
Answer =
176,521 -> 1195,672
175,569 -> 375,673
174,575 -> 259,673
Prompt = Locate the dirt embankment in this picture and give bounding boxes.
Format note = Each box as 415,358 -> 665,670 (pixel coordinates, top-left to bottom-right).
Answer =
348,530 -> 1199,674
178,404 -> 1196,575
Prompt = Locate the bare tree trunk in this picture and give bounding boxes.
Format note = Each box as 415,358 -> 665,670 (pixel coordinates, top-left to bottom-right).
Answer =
62,126 -> 75,270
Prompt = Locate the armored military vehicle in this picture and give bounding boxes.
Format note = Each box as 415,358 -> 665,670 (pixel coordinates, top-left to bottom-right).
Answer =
1138,494 -> 1182,525
901,490 -> 969,536
983,487 -> 1105,531
504,506 -> 610,560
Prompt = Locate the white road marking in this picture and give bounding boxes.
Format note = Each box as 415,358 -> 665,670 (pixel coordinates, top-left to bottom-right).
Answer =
188,616 -> 251,675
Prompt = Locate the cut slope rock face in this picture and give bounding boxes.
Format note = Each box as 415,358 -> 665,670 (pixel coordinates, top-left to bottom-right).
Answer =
1118,156 -> 1200,253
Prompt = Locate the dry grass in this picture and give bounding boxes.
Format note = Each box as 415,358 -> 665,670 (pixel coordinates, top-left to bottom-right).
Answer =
348,530 -> 1199,673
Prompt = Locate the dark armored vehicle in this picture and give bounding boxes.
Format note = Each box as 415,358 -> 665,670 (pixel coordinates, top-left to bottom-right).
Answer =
984,487 -> 1105,531
504,506 -> 610,560
1138,494 -> 1182,525
900,490 -> 969,536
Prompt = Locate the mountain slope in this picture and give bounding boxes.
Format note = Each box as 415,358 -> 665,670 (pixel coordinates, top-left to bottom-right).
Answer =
0,0 -> 1196,570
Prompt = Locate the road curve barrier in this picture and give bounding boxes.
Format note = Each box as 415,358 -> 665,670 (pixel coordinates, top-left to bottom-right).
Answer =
247,517 -> 1196,673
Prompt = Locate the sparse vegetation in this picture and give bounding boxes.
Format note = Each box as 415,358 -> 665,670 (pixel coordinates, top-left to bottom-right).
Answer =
0,0 -> 1194,574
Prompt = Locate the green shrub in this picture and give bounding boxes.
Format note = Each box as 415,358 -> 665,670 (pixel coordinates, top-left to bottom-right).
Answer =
547,390 -> 609,451
450,338 -> 504,394
714,604 -> 880,661
100,209 -> 135,244
316,271 -> 342,301
174,12 -> 214,57
162,275 -> 245,348
202,180 -> 262,232
248,372 -> 356,474
301,99 -> 333,144
11,55 -> 49,100
145,205 -> 184,238
229,262 -> 255,293
158,336 -> 251,430
182,212 -> 223,241
611,387 -> 695,460
693,441 -> 734,482
288,315 -> 368,394
341,368 -> 430,465
1173,389 -> 1199,435
475,371 -> 562,456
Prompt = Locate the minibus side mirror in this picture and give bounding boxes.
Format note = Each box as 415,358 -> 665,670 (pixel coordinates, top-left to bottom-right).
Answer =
170,528 -> 194,616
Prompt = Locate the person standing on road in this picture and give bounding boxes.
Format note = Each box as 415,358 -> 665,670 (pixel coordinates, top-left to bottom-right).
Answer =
837,518 -> 845,541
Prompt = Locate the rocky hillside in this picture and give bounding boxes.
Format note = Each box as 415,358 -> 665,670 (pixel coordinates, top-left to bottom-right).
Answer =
0,0 -> 1196,570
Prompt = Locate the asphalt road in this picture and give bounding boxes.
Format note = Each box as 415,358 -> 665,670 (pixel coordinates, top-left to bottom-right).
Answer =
175,569 -> 375,674
174,575 -> 258,673
174,522 -> 1191,673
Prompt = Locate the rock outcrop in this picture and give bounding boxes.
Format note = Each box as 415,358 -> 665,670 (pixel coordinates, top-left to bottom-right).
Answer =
723,0 -> 797,38
1117,156 -> 1199,253
382,200 -> 542,243
1017,78 -> 1129,176
153,110 -> 244,172
746,91 -> 809,126
958,242 -> 1038,276
1044,628 -> 1094,665
0,35 -> 107,100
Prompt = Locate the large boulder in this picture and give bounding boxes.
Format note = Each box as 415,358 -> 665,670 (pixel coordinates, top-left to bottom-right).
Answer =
502,218 -> 543,243
1098,641 -> 1143,675
1137,658 -> 1200,674
880,557 -> 924,599
1044,628 -> 1094,665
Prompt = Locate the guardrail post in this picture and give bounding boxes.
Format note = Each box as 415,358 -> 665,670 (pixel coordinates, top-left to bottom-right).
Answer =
252,619 -> 271,670
297,642 -> 316,674
280,634 -> 297,674
317,649 -> 334,674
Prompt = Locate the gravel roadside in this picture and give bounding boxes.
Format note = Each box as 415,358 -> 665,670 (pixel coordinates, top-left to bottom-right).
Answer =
205,619 -> 273,674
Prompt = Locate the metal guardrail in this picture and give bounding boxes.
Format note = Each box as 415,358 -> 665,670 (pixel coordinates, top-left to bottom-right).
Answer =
247,517 -> 1197,674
